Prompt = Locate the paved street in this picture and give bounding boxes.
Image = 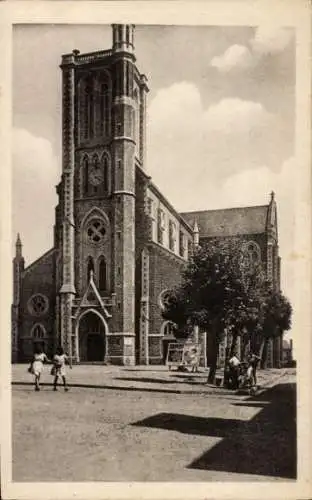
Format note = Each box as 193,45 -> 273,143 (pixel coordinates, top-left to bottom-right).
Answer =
12,365 -> 296,482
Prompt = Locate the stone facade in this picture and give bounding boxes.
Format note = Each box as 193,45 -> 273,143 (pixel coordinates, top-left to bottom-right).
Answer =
14,249 -> 57,361
12,25 -> 282,367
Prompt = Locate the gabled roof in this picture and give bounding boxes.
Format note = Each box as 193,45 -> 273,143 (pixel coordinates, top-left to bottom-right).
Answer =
73,271 -> 112,319
23,248 -> 56,275
180,205 -> 269,238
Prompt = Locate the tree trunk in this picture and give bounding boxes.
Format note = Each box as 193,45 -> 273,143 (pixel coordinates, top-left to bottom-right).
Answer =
207,349 -> 218,383
260,338 -> 268,369
230,333 -> 238,357
207,329 -> 218,384
250,330 -> 258,354
241,337 -> 247,361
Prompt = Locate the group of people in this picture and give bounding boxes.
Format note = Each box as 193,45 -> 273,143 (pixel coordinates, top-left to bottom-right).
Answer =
225,352 -> 261,390
28,344 -> 259,392
28,345 -> 72,391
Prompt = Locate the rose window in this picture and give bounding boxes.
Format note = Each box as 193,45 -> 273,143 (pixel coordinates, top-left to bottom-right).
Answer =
159,289 -> 172,310
87,220 -> 106,243
28,294 -> 49,316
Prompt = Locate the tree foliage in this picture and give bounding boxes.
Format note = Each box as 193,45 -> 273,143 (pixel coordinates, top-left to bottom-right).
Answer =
162,238 -> 265,337
162,237 -> 292,375
262,290 -> 292,337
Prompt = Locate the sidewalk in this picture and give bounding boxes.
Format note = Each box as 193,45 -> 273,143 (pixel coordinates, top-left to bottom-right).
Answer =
11,364 -> 296,396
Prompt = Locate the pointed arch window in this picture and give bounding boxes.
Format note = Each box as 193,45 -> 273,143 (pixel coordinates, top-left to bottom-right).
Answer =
179,231 -> 186,258
133,88 -> 139,156
32,324 -> 45,339
84,78 -> 94,140
157,208 -> 165,245
125,61 -> 132,97
116,60 -> 124,97
187,239 -> 193,259
102,154 -> 109,193
99,83 -> 110,137
89,154 -> 102,195
83,156 -> 89,195
169,220 -> 176,252
98,256 -> 107,292
162,321 -> 176,337
87,257 -> 95,281
242,241 -> 261,273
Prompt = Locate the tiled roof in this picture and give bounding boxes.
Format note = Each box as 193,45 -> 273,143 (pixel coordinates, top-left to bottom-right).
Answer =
180,205 -> 269,238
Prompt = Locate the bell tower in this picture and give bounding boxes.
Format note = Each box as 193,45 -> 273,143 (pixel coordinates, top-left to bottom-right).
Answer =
56,24 -> 147,364
111,24 -> 136,352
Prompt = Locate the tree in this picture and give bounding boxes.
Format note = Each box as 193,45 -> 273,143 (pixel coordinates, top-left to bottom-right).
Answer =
161,287 -> 192,338
162,238 -> 266,383
258,289 -> 292,367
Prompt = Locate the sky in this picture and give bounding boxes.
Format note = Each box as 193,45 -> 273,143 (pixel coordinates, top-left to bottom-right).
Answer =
12,23 -> 297,346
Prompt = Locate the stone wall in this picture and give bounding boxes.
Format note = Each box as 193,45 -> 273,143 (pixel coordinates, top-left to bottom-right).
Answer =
147,242 -> 186,364
18,250 -> 56,361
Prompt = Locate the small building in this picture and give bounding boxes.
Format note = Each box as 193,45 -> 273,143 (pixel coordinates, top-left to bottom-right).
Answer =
282,339 -> 294,366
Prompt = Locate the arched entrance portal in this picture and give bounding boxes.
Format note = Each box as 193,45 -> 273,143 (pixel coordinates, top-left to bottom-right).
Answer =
78,311 -> 107,362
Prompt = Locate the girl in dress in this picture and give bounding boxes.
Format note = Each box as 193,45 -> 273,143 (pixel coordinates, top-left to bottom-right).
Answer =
51,346 -> 71,391
29,344 -> 50,391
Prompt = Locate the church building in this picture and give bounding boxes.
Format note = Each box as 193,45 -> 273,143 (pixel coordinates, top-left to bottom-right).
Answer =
12,25 -> 282,367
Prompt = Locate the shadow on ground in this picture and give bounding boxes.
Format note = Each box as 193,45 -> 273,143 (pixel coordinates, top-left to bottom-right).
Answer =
115,376 -> 177,385
115,376 -> 207,386
115,375 -> 208,386
11,381 -> 184,395
132,383 -> 296,479
123,368 -> 169,372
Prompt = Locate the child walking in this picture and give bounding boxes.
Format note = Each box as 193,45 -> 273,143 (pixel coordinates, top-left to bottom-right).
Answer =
51,346 -> 71,391
29,344 -> 50,391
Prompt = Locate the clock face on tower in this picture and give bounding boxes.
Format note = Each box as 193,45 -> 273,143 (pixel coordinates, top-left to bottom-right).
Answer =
89,162 -> 104,186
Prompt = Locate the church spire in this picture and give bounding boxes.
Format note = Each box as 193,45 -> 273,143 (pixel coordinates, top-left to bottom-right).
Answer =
15,233 -> 23,259
13,232 -> 24,310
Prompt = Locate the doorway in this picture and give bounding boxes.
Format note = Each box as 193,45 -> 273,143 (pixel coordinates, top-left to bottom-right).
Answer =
78,311 -> 106,362
87,334 -> 105,361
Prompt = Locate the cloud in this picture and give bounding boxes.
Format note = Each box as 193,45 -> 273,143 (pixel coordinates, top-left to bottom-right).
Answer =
210,44 -> 254,72
251,26 -> 294,55
147,82 -> 203,139
147,83 -> 280,190
210,26 -> 294,73
12,128 -> 59,263
203,98 -> 273,134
